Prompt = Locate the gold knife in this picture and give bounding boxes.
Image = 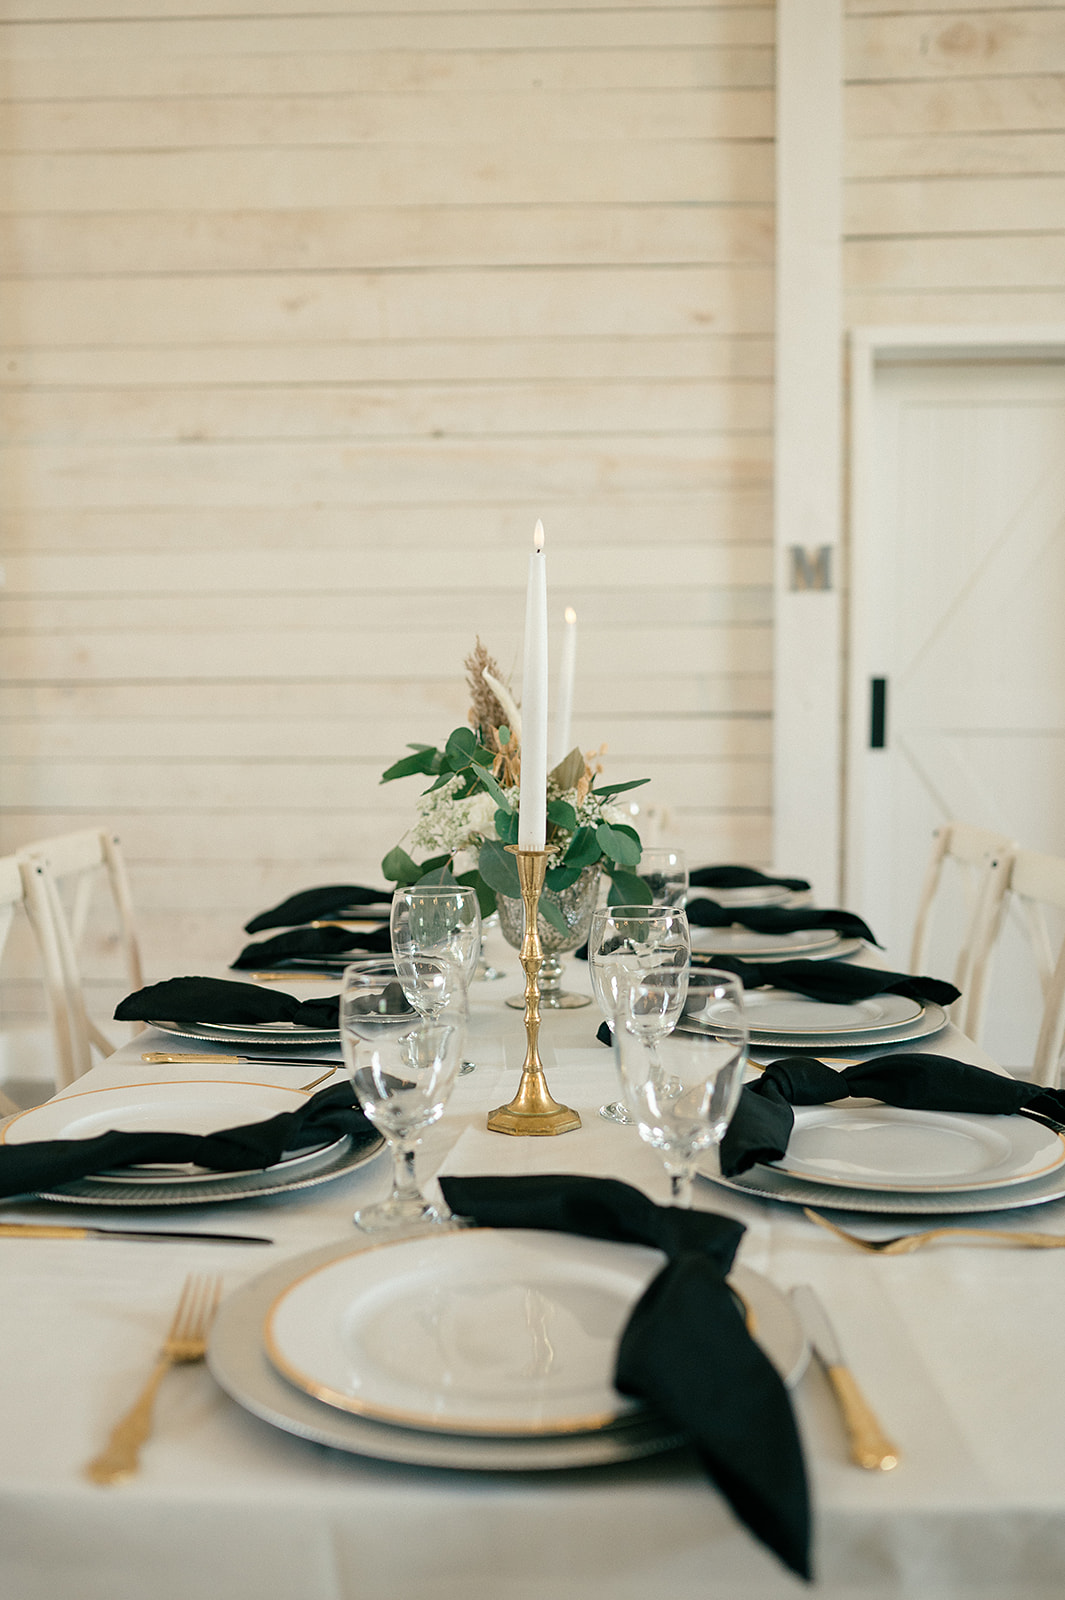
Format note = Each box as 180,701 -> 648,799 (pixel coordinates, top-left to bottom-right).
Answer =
142,1053 -> 340,1066
0,1223 -> 272,1244
791,1284 -> 900,1471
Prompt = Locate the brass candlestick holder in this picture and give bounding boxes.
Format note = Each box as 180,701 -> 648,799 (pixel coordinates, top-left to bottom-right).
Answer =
486,847 -> 581,1136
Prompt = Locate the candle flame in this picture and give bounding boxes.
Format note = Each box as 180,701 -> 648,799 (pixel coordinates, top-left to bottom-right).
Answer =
564,606 -> 576,624
534,519 -> 545,553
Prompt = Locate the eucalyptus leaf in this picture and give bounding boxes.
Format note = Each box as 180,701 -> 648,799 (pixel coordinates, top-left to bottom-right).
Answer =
592,778 -> 651,797
498,725 -> 511,746
381,845 -> 421,885
380,748 -> 440,783
478,839 -> 521,900
457,868 -> 497,919
596,822 -> 642,867
416,864 -> 459,887
608,869 -> 653,906
425,769 -> 457,793
478,767 -> 512,810
547,798 -> 578,834
494,807 -> 519,846
445,725 -> 477,760
562,826 -> 600,870
538,898 -> 569,935
470,742 -> 497,769
544,865 -> 581,892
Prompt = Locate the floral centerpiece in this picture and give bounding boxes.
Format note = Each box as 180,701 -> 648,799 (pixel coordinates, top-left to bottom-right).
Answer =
379,641 -> 651,934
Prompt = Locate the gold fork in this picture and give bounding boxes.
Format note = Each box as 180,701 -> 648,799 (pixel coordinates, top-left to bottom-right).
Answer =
85,1274 -> 222,1485
804,1206 -> 1065,1255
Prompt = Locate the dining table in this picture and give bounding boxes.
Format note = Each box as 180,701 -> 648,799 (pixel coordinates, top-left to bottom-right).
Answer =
3,929 -> 1065,1600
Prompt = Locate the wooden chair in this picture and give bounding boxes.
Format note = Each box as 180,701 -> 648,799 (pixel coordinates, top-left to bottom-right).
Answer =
19,829 -> 145,1085
0,854 -> 44,1111
971,848 -> 1065,1087
908,821 -> 1016,1042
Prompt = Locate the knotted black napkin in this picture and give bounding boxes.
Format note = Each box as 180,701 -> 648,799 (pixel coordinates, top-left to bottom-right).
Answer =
232,923 -> 392,971
686,899 -> 878,945
690,865 -> 811,894
0,1082 -> 376,1200
438,1174 -> 811,1580
115,975 -> 340,1030
691,955 -> 959,1010
720,1054 -> 1065,1179
244,884 -> 391,934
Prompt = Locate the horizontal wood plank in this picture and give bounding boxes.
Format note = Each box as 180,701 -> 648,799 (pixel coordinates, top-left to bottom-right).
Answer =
846,233 -> 1065,290
848,130 -> 1065,180
847,13 -> 1065,82
846,75 -> 1065,136
846,173 -> 1065,234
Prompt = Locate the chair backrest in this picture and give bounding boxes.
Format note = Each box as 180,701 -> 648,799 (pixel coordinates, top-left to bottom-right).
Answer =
19,830 -> 145,1084
908,821 -> 1016,1041
0,855 -> 40,1109
973,847 -> 1065,1087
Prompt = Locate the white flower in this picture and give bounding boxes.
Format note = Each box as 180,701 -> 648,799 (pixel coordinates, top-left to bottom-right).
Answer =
410,776 -> 501,855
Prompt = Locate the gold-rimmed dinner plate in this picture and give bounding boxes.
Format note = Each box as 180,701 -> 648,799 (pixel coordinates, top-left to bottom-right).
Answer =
772,1105 -> 1065,1194
0,1080 -> 314,1147
691,928 -> 843,959
150,1019 -> 339,1047
744,990 -> 924,1036
697,885 -> 794,909
262,1229 -> 807,1440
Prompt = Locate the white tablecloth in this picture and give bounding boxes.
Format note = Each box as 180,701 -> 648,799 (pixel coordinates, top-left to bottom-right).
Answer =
3,953 -> 1065,1600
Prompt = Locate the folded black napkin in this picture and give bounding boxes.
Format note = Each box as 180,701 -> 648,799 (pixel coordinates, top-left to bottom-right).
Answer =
244,884 -> 392,934
690,955 -> 959,1010
690,865 -> 811,894
0,1083 -> 376,1200
720,1054 -> 1065,1179
439,1174 -> 810,1580
115,975 -> 340,1030
232,924 -> 392,971
686,899 -> 878,945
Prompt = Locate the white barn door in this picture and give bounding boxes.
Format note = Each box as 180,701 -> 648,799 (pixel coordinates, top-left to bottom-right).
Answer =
846,332 -> 1065,1065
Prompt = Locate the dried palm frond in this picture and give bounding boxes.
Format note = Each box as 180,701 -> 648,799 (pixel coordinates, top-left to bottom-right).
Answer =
465,639 -> 509,734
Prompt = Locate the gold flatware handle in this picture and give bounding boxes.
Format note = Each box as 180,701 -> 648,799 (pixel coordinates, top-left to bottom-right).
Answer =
247,971 -> 335,981
143,1053 -> 246,1063
85,1355 -> 173,1485
825,1363 -> 900,1471
0,1223 -> 88,1239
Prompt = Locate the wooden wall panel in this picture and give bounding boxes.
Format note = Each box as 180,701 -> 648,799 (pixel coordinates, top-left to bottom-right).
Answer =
845,4 -> 1065,320
0,1 -> 777,1045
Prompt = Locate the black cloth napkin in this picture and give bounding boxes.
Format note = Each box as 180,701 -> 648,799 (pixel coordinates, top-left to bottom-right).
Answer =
691,955 -> 959,1010
439,1174 -> 811,1580
686,898 -> 878,946
115,975 -> 340,1030
0,1082 -> 376,1200
232,924 -> 392,971
690,865 -> 811,894
719,1054 -> 1065,1178
244,884 -> 391,934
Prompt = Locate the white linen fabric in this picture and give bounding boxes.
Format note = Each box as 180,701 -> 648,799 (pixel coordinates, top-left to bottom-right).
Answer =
2,948 -> 1065,1600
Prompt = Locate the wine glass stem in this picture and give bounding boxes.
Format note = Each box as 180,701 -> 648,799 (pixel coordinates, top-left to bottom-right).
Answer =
388,1140 -> 422,1205
669,1170 -> 694,1208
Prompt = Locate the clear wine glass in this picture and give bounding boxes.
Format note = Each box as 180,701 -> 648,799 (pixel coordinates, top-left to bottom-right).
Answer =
391,884 -> 481,1071
612,967 -> 747,1208
588,903 -> 690,1125
339,959 -> 465,1232
637,848 -> 689,909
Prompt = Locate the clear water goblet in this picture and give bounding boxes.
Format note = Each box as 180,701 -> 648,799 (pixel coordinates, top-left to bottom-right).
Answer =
391,884 -> 481,1070
613,967 -> 747,1208
637,848 -> 689,909
339,959 -> 465,1233
588,903 -> 690,1125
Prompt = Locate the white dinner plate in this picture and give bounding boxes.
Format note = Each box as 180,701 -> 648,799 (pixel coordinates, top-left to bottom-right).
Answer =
772,1105 -> 1065,1193
742,1001 -> 949,1052
743,990 -> 924,1037
212,1236 -> 804,1471
697,885 -> 794,909
263,1229 -> 807,1439
0,1080 -> 316,1146
692,928 -> 842,959
85,1135 -> 346,1186
150,1019 -> 340,1046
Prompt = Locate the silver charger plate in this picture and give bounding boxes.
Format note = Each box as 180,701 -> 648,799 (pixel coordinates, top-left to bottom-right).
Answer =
698,1132 -> 1065,1216
208,1238 -> 805,1472
33,1131 -> 384,1206
150,1019 -> 340,1047
745,1000 -> 949,1052
692,928 -> 842,960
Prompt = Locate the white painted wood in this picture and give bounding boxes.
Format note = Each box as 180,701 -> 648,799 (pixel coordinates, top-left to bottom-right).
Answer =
847,327 -> 1065,1066
773,0 -> 843,899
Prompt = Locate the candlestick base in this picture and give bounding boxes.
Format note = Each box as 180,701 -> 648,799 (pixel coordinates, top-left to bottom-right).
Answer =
487,847 -> 581,1138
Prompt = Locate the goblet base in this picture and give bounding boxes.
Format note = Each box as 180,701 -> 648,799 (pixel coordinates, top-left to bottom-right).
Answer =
598,1101 -> 634,1125
353,1196 -> 451,1233
504,988 -> 591,1010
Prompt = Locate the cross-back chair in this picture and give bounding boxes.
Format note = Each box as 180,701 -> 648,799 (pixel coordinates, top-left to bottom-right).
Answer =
970,847 -> 1065,1087
19,829 -> 145,1086
908,821 -> 1016,1042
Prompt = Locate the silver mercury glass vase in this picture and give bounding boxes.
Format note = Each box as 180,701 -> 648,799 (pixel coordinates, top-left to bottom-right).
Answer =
496,864 -> 601,1010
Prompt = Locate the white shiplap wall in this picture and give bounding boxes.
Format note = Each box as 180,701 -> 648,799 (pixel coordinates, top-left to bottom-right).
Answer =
0,1 -> 775,1027
845,2 -> 1065,323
